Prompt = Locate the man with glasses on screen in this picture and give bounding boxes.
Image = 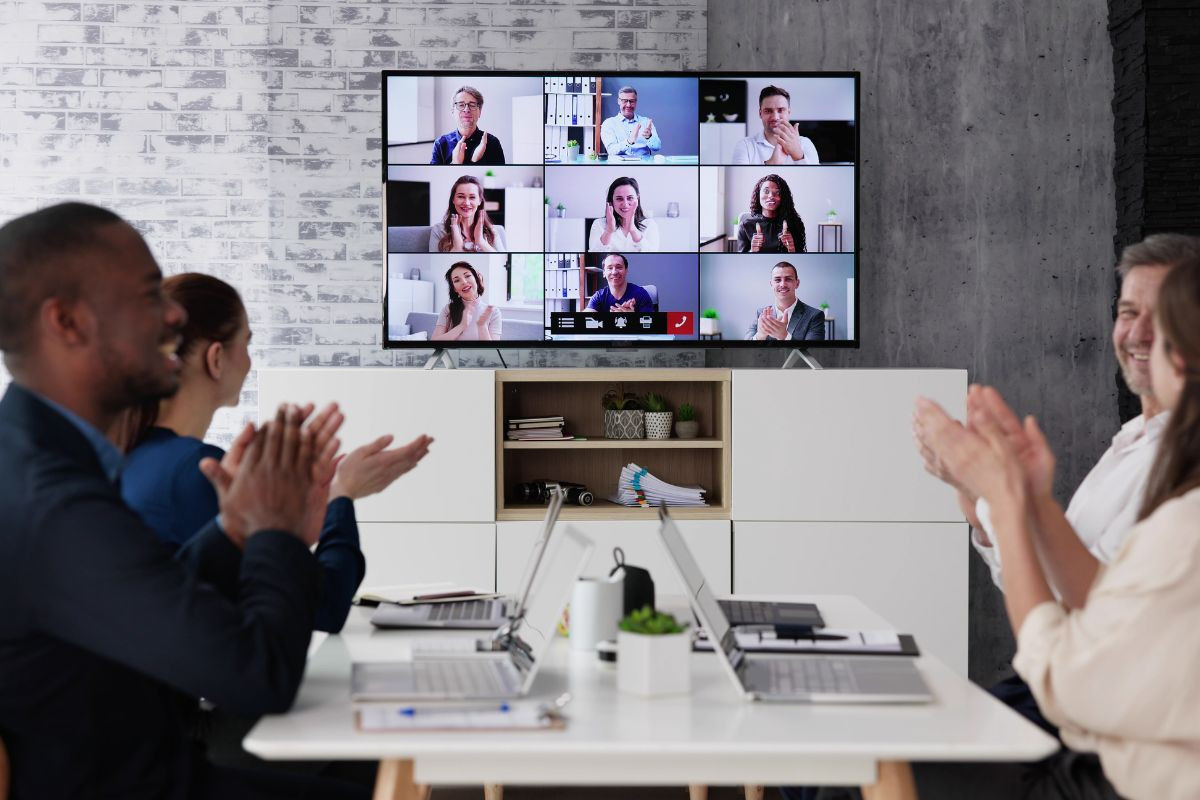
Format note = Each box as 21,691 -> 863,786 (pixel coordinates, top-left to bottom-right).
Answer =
430,86 -> 506,165
600,85 -> 662,159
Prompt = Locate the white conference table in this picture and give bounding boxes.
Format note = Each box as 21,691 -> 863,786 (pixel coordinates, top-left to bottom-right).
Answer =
245,595 -> 1057,799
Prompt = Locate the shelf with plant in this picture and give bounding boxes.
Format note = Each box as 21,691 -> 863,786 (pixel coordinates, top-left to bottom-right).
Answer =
494,369 -> 732,520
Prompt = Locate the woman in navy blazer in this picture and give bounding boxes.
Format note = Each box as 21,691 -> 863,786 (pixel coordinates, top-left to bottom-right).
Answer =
120,273 -> 433,634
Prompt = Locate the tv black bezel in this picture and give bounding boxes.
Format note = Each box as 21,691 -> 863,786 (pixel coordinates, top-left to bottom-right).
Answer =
381,69 -> 860,350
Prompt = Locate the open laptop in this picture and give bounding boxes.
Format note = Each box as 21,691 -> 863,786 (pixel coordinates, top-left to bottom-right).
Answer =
352,525 -> 593,701
656,507 -> 932,704
371,491 -> 564,629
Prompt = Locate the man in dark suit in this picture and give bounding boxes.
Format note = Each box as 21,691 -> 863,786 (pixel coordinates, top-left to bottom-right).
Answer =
0,203 -> 362,799
745,261 -> 827,341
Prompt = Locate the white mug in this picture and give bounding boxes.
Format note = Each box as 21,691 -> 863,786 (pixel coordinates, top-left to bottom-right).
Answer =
570,575 -> 624,651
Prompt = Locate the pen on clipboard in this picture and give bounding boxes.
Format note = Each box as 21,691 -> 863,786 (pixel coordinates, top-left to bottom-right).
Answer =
398,703 -> 511,716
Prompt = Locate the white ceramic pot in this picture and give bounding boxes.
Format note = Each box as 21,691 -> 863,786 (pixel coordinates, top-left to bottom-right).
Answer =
644,411 -> 673,440
566,145 -> 580,161
617,630 -> 691,696
699,318 -> 719,336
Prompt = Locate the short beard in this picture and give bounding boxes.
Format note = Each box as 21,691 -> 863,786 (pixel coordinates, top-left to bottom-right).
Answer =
1119,360 -> 1154,401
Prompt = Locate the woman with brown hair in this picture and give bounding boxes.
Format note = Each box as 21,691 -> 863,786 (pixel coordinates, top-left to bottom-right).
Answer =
430,174 -> 505,253
431,261 -> 501,341
911,253 -> 1200,798
121,273 -> 433,634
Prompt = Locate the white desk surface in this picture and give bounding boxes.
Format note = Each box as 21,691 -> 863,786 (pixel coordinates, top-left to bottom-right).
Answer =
246,595 -> 1056,788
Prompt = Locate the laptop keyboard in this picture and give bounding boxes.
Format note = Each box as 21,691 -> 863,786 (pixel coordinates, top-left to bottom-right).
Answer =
769,658 -> 860,695
722,600 -> 769,624
412,660 -> 515,696
429,600 -> 496,622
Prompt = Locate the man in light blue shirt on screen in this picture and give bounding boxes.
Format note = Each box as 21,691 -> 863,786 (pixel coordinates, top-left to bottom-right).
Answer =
600,85 -> 662,158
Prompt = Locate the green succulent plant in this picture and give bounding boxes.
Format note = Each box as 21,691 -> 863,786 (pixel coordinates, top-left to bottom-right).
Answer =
641,392 -> 669,413
701,309 -> 719,319
619,605 -> 687,635
676,403 -> 695,422
601,385 -> 642,410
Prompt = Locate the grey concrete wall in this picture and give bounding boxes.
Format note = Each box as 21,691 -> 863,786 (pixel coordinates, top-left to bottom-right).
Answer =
707,0 -> 1118,684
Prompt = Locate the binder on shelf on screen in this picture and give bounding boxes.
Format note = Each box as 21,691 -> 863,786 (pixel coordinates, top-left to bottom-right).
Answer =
545,94 -> 555,126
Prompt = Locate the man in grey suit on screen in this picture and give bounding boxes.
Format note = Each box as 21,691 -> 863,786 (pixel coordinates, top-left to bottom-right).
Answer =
745,261 -> 826,341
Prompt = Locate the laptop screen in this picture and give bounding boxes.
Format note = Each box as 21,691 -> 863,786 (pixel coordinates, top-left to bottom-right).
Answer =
656,508 -> 744,671
509,525 -> 593,690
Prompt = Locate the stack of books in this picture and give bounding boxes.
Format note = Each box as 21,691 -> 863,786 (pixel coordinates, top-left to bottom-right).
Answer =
612,463 -> 708,507
506,415 -> 569,441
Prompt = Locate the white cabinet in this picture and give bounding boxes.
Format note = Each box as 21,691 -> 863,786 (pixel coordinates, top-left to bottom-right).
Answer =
699,122 -> 747,164
732,369 -> 966,521
357,523 -> 496,591
503,186 -> 544,253
734,521 -> 968,675
496,520 -> 731,598
257,368 -> 495,522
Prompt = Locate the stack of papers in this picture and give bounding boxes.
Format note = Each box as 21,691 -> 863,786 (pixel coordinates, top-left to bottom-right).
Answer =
611,462 -> 707,507
507,415 -> 569,441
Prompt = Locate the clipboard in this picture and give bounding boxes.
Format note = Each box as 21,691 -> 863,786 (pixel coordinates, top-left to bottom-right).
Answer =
356,702 -> 566,733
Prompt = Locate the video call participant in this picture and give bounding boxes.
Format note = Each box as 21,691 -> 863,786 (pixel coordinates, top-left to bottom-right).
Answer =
599,85 -> 662,158
737,173 -> 806,254
745,261 -> 826,341
0,203 -> 366,799
588,176 -> 660,253
429,85 -> 506,165
431,175 -> 505,253
433,261 -> 501,341
731,85 -> 820,165
583,253 -> 655,313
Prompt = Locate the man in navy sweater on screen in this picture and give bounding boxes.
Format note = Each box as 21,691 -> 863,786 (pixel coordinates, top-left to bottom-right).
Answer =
0,202 -> 366,799
583,253 -> 655,313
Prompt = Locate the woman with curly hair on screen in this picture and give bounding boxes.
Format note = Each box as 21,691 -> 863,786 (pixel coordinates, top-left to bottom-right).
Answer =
737,172 -> 806,254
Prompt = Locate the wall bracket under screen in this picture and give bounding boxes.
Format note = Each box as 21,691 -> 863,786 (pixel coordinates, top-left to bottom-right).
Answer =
781,348 -> 823,370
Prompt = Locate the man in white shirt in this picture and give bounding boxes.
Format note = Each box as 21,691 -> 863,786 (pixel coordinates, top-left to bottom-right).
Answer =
731,85 -> 819,166
916,233 -> 1200,732
599,85 -> 661,158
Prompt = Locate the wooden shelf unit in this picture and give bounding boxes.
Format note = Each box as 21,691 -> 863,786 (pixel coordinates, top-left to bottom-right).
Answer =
495,369 -> 732,520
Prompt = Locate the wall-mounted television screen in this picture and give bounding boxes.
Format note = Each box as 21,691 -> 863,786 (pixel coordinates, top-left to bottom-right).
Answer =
382,70 -> 859,349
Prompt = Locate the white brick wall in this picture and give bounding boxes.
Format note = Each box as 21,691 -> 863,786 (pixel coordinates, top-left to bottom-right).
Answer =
0,0 -> 707,442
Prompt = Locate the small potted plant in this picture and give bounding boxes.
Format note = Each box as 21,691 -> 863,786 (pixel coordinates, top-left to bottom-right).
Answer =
825,199 -> 838,224
483,169 -> 496,189
601,385 -> 643,439
565,139 -> 580,160
545,196 -> 550,217
556,201 -> 566,219
617,606 -> 690,696
819,302 -> 831,317
641,392 -> 672,440
674,403 -> 698,439
699,308 -> 719,336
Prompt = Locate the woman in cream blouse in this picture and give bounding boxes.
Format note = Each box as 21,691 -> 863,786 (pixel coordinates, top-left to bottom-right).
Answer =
587,176 -> 659,253
914,254 -> 1200,799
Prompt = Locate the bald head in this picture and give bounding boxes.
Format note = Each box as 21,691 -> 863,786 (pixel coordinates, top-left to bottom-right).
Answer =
0,202 -> 128,362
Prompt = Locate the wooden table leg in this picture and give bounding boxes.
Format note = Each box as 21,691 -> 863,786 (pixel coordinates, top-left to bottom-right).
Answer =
862,760 -> 918,800
744,785 -> 764,800
374,759 -> 421,800
483,784 -> 503,800
687,785 -> 708,800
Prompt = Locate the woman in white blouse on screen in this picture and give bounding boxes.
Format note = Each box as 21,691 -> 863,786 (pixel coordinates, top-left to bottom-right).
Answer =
912,253 -> 1200,800
431,261 -> 501,341
587,176 -> 659,253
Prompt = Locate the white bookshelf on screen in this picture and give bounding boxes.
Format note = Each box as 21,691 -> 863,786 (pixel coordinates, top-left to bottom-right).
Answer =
543,75 -> 602,162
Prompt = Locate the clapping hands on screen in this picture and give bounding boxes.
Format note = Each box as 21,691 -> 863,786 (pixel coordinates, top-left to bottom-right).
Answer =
757,307 -> 788,340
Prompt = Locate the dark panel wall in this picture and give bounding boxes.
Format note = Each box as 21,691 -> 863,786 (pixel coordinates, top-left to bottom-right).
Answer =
707,0 -> 1118,684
